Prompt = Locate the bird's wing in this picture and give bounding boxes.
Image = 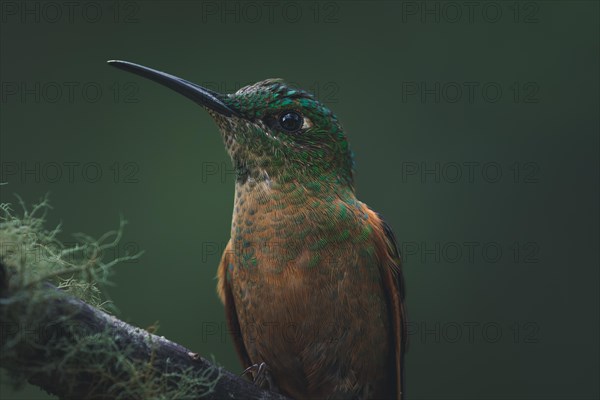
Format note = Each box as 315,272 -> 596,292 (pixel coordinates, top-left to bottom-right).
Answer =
370,211 -> 408,400
217,239 -> 252,368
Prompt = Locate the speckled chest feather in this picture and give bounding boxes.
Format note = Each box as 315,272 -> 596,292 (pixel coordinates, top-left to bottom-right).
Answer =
224,178 -> 396,399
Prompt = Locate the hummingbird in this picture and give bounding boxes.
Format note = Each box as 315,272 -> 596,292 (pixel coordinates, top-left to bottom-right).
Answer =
108,60 -> 407,400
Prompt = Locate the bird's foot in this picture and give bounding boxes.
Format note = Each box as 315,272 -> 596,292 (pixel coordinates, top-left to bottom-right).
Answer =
241,362 -> 277,391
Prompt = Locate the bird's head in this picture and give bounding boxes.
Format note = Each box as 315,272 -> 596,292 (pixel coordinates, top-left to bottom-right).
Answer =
108,60 -> 354,190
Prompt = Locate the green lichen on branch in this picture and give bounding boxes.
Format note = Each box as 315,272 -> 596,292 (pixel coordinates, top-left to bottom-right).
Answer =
0,195 -> 229,399
0,194 -> 139,309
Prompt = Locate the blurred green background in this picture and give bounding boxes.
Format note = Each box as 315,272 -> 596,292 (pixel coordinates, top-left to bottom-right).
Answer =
1,1 -> 598,399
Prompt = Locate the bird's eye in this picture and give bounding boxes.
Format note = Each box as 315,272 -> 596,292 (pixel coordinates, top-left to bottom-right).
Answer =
278,111 -> 304,132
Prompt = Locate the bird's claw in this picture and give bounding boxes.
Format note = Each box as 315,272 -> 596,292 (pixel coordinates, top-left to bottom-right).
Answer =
242,362 -> 277,391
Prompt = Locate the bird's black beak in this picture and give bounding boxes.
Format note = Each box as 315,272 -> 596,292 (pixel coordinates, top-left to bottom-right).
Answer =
107,60 -> 239,117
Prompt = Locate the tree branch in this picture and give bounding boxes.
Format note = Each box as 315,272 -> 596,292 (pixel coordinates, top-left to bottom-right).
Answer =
0,261 -> 289,400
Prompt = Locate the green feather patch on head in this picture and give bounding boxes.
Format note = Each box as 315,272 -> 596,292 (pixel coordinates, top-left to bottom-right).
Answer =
213,79 -> 354,189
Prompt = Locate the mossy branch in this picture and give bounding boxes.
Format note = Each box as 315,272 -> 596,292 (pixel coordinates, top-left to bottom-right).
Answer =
0,267 -> 288,400
0,196 -> 289,399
